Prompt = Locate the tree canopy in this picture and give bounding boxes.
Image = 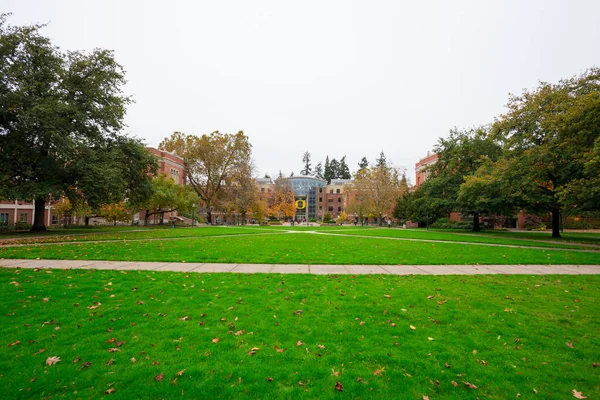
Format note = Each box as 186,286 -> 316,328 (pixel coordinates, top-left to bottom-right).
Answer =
0,14 -> 156,230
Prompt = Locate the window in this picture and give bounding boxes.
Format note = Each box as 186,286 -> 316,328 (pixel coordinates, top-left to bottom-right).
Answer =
338,207 -> 341,212
20,213 -> 28,222
328,198 -> 333,202
338,198 -> 341,202
0,213 -> 8,224
51,214 -> 59,225
319,197 -> 322,202
319,206 -> 322,210
319,188 -> 322,193
329,189 -> 333,194
336,189 -> 340,194
328,206 -> 333,212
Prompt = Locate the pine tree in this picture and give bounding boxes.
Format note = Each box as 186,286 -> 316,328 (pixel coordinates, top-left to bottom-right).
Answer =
277,170 -> 283,180
290,171 -> 294,177
339,156 -> 351,179
323,156 -> 331,183
314,162 -> 323,179
358,157 -> 369,171
376,151 -> 387,168
264,173 -> 271,179
329,159 -> 340,180
300,151 -> 312,175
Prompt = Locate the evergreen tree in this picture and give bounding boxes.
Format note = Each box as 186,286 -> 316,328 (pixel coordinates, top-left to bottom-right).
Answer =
358,157 -> 369,171
277,170 -> 283,180
339,156 -> 351,179
323,156 -> 331,183
329,158 -> 340,180
264,173 -> 271,179
314,162 -> 323,179
300,151 -> 312,175
290,171 -> 294,177
375,151 -> 387,168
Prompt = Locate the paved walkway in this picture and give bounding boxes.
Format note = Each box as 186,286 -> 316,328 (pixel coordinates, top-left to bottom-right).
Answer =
1,259 -> 600,275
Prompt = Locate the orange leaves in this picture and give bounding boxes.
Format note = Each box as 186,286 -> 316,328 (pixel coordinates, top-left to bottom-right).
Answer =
274,346 -> 285,353
212,338 -> 220,344
45,356 -> 61,366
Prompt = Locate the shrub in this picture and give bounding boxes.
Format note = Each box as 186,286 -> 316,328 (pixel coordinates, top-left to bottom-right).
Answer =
430,221 -> 473,229
14,222 -> 32,231
523,214 -> 544,229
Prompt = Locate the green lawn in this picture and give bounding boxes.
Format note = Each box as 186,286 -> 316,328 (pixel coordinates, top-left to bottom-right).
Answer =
0,227 -> 599,265
1,268 -> 598,399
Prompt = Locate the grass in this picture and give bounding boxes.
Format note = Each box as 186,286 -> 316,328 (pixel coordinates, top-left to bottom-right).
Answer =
0,227 -> 599,265
1,268 -> 598,399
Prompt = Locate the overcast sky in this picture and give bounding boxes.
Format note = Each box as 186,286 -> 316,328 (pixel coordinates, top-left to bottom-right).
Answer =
5,0 -> 600,182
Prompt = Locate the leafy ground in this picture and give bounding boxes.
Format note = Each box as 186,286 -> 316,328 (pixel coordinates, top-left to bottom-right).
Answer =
1,268 -> 598,399
0,227 -> 599,265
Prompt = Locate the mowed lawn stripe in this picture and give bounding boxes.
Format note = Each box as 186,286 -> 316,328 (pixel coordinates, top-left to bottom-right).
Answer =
1,232 -> 599,265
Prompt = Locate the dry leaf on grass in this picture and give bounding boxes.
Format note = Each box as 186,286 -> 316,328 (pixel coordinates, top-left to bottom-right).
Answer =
212,338 -> 220,344
80,362 -> 92,369
274,346 -> 285,353
296,340 -> 303,346
7,340 -> 20,347
130,357 -> 136,363
410,325 -> 416,330
335,382 -> 344,392
384,294 -> 391,299
155,372 -> 164,381
566,342 -> 574,348
177,369 -> 185,376
451,381 -> 458,387
105,359 -> 115,366
248,347 -> 260,356
463,381 -> 477,389
46,356 -> 61,366
572,389 -> 587,399
105,388 -> 115,395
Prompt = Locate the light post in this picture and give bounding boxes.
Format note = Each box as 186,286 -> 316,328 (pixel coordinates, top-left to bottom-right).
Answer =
192,203 -> 196,227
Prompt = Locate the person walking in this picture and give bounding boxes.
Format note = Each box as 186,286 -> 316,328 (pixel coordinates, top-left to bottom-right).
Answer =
387,218 -> 392,228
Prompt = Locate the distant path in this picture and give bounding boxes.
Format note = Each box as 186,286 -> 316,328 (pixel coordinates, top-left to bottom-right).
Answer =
1,259 -> 599,275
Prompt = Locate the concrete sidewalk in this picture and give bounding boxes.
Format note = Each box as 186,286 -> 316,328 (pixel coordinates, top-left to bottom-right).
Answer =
1,258 -> 600,275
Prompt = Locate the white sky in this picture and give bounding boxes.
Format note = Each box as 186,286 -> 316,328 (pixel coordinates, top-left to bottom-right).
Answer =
4,0 -> 600,182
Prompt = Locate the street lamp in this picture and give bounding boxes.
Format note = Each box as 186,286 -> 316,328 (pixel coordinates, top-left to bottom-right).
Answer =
192,203 -> 196,227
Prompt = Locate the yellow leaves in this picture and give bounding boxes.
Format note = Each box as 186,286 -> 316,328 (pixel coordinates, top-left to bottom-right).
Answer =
45,356 -> 61,365
7,340 -> 20,347
383,294 -> 391,299
176,369 -> 185,376
410,325 -> 416,330
247,347 -> 260,356
178,316 -> 190,321
427,337 -> 435,341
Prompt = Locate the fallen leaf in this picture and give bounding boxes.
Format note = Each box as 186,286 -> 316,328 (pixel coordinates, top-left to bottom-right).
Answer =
451,381 -> 458,387
427,295 -> 434,299
212,338 -> 220,344
30,376 -> 37,383
177,369 -> 185,376
108,348 -> 120,353
80,361 -> 92,369
155,372 -> 164,382
533,388 -> 538,394
7,340 -> 20,347
73,356 -> 81,363
463,381 -> 477,390
593,362 -> 598,368
410,325 -> 416,330
373,369 -> 383,376
266,377 -> 273,382
294,310 -> 303,315
46,356 -> 61,366
234,330 -> 244,336
357,376 -> 362,382
274,346 -> 285,353
43,298 -> 49,302
178,316 -> 190,321
516,394 -> 521,398
572,389 -> 587,399
172,378 -> 177,386
428,337 -> 435,341
566,342 -> 574,348
248,347 -> 260,356
444,363 -> 451,368
296,341 -> 303,347
105,388 -> 115,395
423,396 -> 430,400
318,344 -> 325,349
298,381 -> 304,386
105,359 -> 115,366
384,294 -> 391,299
87,303 -> 101,310
335,382 -> 344,392
130,357 -> 136,363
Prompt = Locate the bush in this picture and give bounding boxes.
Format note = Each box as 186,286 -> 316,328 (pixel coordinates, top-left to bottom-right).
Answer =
523,214 -> 544,229
269,222 -> 282,226
564,219 -> 600,229
430,221 -> 473,229
309,218 -> 317,223
14,222 -> 32,231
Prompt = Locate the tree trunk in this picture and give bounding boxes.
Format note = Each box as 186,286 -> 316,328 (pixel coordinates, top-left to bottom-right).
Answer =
551,208 -> 561,238
85,216 -> 90,227
144,210 -> 150,226
113,218 -> 117,226
241,212 -> 246,225
31,198 -> 47,232
472,212 -> 480,232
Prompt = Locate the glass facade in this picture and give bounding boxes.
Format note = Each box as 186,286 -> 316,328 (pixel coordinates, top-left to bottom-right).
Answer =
279,176 -> 326,220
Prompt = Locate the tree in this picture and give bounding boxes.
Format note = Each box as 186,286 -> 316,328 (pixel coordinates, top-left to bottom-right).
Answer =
52,198 -> 93,225
277,170 -> 284,180
329,158 -> 340,180
159,130 -> 252,224
350,164 -> 406,226
357,157 -> 369,172
323,156 -> 331,183
314,162 -> 323,179
268,181 -> 295,220
423,127 -> 502,231
375,151 -> 387,169
300,151 -> 312,175
140,174 -> 198,225
491,67 -> 600,237
0,15 -> 156,231
339,156 -> 351,179
229,162 -> 259,224
264,173 -> 271,179
100,202 -> 131,226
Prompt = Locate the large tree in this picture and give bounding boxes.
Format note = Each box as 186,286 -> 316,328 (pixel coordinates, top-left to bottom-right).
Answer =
423,127 -> 502,231
140,174 -> 198,226
350,161 -> 405,226
338,156 -> 351,179
0,15 -> 155,231
159,130 -> 252,224
491,68 -> 600,237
